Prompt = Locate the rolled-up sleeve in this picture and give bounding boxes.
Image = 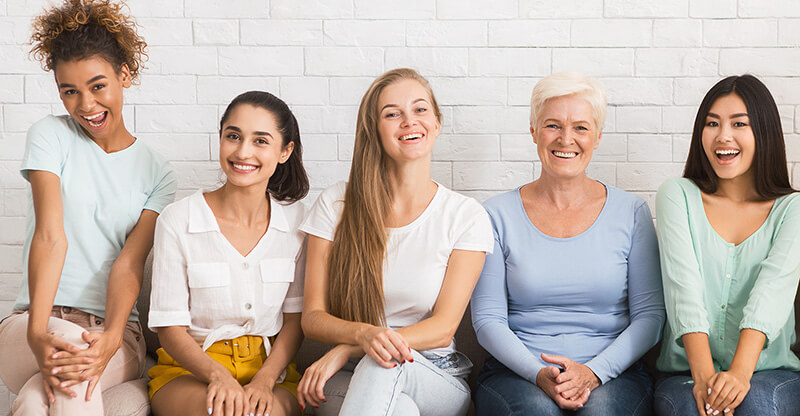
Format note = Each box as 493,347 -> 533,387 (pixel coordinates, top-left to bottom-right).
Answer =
656,180 -> 710,347
148,212 -> 191,329
740,196 -> 800,347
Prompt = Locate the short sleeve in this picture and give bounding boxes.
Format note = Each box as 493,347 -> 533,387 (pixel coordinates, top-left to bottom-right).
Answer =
148,208 -> 192,329
452,199 -> 494,254
282,237 -> 306,313
144,162 -> 177,214
299,182 -> 346,241
20,116 -> 67,181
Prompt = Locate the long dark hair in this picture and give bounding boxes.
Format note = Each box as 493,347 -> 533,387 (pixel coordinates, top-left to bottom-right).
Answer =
219,91 -> 309,202
684,74 -> 795,199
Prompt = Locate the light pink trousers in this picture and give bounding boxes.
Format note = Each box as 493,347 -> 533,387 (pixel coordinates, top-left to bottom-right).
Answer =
0,307 -> 146,416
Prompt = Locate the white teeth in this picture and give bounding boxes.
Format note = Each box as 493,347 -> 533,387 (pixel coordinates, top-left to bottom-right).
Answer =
715,149 -> 740,155
399,133 -> 423,141
232,163 -> 257,171
553,151 -> 578,158
83,112 -> 104,120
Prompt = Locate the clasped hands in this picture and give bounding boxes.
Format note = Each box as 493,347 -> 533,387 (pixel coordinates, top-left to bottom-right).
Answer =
29,330 -> 118,403
536,353 -> 601,410
693,370 -> 750,416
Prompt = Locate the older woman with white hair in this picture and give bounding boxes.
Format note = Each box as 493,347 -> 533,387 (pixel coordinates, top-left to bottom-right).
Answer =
471,71 -> 665,415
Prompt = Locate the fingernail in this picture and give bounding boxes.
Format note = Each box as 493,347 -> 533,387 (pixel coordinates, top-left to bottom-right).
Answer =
706,409 -> 712,415
724,410 -> 730,414
393,363 -> 397,367
208,408 -> 213,415
713,411 -> 720,415
708,388 -> 712,395
706,404 -> 711,410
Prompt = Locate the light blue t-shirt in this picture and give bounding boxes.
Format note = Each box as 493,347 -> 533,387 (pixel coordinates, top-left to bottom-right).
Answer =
471,184 -> 665,384
14,115 -> 177,320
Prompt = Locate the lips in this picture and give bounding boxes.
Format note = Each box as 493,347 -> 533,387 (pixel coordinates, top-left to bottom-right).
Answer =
230,161 -> 259,173
552,150 -> 578,159
398,132 -> 424,141
715,148 -> 740,163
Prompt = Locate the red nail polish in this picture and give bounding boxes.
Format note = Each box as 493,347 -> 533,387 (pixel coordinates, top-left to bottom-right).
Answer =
393,363 -> 398,367
410,358 -> 414,362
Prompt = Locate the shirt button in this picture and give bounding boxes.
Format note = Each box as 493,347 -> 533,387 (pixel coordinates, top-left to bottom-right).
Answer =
726,273 -> 731,278
245,303 -> 252,310
721,304 -> 726,309
243,262 -> 249,270
720,335 -> 724,340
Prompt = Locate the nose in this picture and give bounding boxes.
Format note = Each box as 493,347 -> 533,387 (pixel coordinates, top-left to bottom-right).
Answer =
79,93 -> 95,112
234,139 -> 253,159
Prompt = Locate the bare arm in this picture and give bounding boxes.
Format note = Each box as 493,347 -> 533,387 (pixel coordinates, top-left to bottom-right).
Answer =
157,326 -> 231,383
683,332 -> 716,416
251,313 -> 304,386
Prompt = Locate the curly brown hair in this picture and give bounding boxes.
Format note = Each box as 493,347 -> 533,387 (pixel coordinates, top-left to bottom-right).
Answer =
30,0 -> 147,82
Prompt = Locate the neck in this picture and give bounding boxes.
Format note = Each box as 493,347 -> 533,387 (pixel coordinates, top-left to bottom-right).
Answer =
212,182 -> 271,227
385,157 -> 435,206
714,172 -> 760,202
531,171 -> 596,210
88,119 -> 136,153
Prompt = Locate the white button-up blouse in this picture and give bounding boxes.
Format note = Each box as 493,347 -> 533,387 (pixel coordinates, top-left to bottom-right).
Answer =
148,190 -> 306,354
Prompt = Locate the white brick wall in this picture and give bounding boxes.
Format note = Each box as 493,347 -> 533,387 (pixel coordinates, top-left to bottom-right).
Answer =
1,0 -> 799,409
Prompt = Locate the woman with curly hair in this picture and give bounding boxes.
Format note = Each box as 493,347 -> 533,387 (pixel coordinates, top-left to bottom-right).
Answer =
0,1 -> 175,414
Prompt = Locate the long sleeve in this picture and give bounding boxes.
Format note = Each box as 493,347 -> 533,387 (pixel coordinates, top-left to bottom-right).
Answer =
740,195 -> 800,346
471,231 -> 544,384
656,180 -> 710,347
585,202 -> 665,383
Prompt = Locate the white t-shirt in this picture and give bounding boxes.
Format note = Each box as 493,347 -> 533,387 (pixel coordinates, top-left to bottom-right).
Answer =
300,181 -> 493,354
149,190 -> 306,355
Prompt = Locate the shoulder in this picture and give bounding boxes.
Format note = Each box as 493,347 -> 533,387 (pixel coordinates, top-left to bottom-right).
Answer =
437,185 -> 487,217
275,198 -> 307,230
157,192 -> 195,229
482,189 -> 519,214
605,184 -> 648,213
657,177 -> 695,198
134,140 -> 175,176
318,181 -> 347,205
27,115 -> 77,142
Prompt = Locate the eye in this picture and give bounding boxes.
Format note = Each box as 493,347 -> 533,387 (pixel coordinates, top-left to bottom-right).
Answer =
92,84 -> 105,91
255,137 -> 269,145
62,89 -> 77,96
225,133 -> 240,141
705,121 -> 719,127
733,121 -> 748,127
575,125 -> 589,131
415,107 -> 427,113
384,111 -> 399,119
545,124 -> 559,129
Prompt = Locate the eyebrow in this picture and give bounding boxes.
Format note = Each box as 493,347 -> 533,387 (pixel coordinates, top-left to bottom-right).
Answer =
58,75 -> 108,89
380,98 -> 429,112
542,118 -> 590,125
223,126 -> 273,137
707,112 -> 749,119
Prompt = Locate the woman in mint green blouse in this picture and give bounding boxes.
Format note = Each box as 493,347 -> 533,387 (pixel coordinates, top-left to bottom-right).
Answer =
654,75 -> 800,416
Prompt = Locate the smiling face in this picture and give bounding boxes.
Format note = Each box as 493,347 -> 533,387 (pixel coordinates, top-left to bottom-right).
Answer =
376,78 -> 441,164
54,55 -> 130,142
532,94 -> 601,180
701,93 -> 756,183
219,104 -> 294,190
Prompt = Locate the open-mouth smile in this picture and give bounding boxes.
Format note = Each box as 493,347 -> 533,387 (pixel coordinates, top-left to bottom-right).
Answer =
80,111 -> 108,130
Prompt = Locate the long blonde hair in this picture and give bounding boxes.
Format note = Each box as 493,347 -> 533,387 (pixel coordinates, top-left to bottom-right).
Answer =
327,68 -> 442,326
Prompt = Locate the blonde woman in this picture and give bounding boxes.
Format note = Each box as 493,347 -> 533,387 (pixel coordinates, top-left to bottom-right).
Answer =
296,68 -> 494,415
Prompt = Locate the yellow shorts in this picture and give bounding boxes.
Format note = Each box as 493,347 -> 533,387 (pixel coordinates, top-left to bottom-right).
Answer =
147,335 -> 301,400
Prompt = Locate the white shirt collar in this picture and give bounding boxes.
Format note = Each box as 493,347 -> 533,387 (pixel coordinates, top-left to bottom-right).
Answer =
187,190 -> 289,234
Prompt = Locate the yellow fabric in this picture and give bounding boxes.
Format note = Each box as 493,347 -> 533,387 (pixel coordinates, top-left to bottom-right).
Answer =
148,335 -> 300,400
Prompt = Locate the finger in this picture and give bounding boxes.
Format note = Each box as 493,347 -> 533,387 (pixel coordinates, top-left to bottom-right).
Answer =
48,335 -> 82,354
695,395 -> 706,416
214,392 -> 225,416
710,380 -> 733,411
248,392 -> 259,416
240,393 -> 250,416
85,377 -> 99,401
553,379 -> 577,395
59,378 -> 84,388
555,370 -> 577,384
49,376 -> 76,398
296,376 -> 308,409
387,332 -> 412,362
314,371 -> 327,403
576,387 -> 591,407
540,353 -> 570,368
369,341 -> 395,366
232,393 -> 242,416
207,388 -> 216,415
52,362 -> 96,377
715,386 -> 739,415
303,371 -> 319,408
559,387 -> 581,401
42,378 -> 55,404
729,389 -> 745,410
308,369 -> 323,407
265,393 -> 273,416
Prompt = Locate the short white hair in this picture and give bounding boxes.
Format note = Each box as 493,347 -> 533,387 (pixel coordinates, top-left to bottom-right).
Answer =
529,71 -> 607,132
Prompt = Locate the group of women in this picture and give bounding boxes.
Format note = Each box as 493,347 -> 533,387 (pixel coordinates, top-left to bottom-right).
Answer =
0,1 -> 798,416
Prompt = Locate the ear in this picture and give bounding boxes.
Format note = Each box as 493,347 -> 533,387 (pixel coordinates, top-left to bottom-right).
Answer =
119,63 -> 132,88
593,131 -> 603,149
279,141 -> 295,164
530,124 -> 538,145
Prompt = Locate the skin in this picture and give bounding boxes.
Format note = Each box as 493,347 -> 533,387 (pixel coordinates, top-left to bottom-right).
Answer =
297,78 -> 486,410
28,55 -> 157,404
684,93 -> 770,416
151,104 -> 301,416
523,94 -> 605,410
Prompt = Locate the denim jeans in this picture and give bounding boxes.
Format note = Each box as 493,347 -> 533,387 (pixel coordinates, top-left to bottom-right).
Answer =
654,370 -> 800,416
315,349 -> 472,416
474,356 -> 654,416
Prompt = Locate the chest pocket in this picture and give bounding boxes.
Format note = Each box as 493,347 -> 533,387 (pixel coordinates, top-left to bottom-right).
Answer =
188,262 -> 232,314
260,259 -> 294,308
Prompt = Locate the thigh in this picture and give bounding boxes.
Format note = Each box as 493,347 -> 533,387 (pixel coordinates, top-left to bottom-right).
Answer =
577,365 -> 653,416
474,357 -> 564,416
0,312 -> 88,394
383,351 -> 471,416
653,374 -> 697,416
268,385 -> 301,416
150,374 -> 212,416
97,320 -> 146,391
735,370 -> 800,416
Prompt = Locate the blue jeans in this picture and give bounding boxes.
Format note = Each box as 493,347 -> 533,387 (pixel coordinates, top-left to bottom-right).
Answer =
474,356 -> 654,416
654,370 -> 800,416
315,349 -> 472,416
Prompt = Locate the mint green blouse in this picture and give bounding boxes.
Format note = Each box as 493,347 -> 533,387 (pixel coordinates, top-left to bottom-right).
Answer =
655,178 -> 800,373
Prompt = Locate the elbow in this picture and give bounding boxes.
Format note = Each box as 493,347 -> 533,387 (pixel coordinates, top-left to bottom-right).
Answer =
432,325 -> 458,350
300,311 -> 321,341
32,230 -> 67,251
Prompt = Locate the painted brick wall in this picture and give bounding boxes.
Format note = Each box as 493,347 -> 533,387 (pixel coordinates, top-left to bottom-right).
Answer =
1,0 -> 799,409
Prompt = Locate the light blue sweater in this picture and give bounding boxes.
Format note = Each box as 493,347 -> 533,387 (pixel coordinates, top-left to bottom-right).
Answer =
471,184 -> 665,384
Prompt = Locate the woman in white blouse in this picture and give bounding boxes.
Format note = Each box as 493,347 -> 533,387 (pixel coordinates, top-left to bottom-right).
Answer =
147,91 -> 309,416
296,68 -> 494,415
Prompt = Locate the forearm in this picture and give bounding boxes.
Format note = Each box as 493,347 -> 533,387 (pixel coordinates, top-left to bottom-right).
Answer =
301,309 -> 373,346
727,329 -> 765,381
683,332 -> 717,382
157,326 -> 229,383
102,264 -> 142,344
475,323 -> 543,383
395,315 -> 456,351
27,233 -> 68,336
253,314 -> 304,385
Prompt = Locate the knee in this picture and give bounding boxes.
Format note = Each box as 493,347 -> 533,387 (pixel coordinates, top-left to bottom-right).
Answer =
353,354 -> 401,377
